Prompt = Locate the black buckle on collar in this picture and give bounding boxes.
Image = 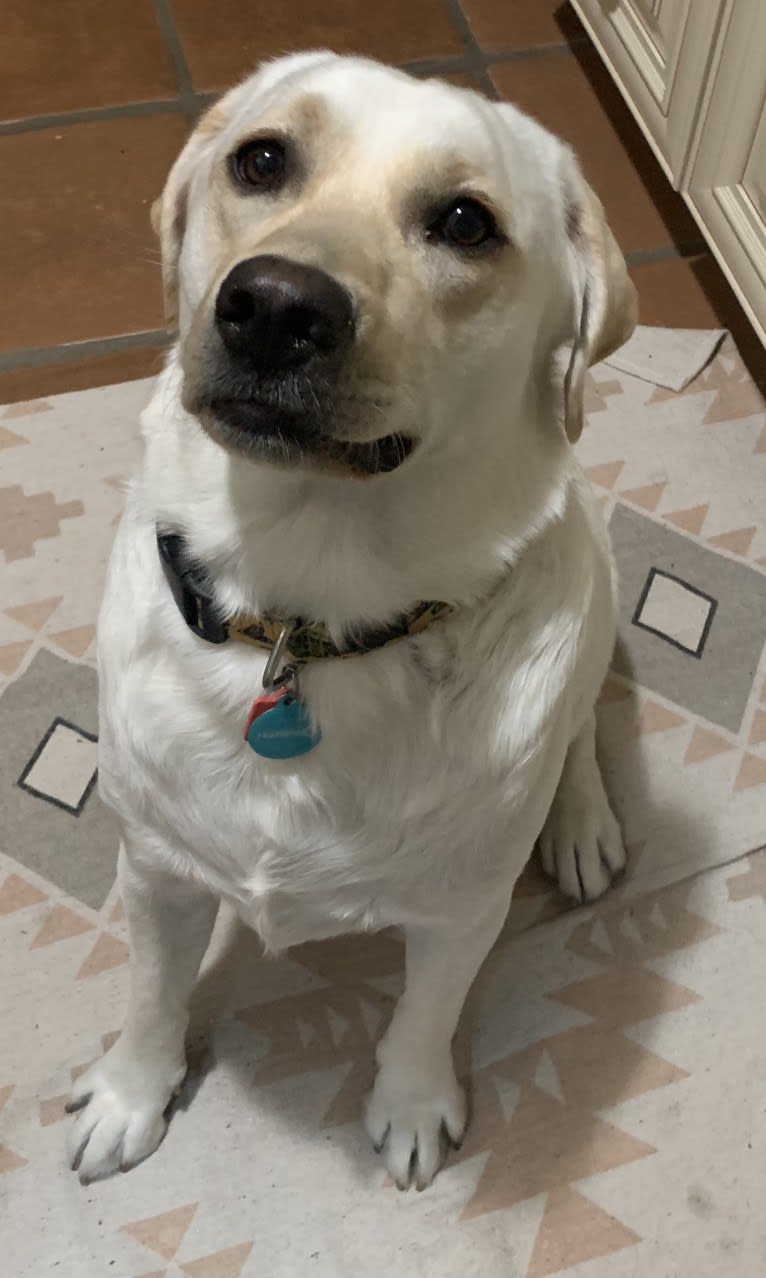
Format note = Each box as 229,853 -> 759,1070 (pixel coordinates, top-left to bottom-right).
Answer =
157,531 -> 228,645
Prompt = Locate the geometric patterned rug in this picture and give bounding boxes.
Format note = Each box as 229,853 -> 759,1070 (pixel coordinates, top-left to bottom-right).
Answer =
1,335 -> 765,1277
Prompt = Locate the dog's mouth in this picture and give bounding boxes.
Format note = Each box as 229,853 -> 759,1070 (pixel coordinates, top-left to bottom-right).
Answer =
205,397 -> 415,476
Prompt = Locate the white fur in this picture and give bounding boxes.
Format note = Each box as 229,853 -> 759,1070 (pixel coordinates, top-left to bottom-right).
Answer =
67,55 -> 629,1190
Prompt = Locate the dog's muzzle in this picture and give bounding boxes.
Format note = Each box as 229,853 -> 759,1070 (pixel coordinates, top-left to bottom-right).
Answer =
201,255 -> 414,475
214,254 -> 355,374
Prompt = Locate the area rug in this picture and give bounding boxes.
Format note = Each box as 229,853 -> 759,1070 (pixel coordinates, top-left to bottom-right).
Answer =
1,332 -> 765,1277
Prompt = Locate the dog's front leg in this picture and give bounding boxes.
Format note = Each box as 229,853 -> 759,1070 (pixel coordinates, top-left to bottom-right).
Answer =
365,892 -> 511,1190
66,837 -> 218,1183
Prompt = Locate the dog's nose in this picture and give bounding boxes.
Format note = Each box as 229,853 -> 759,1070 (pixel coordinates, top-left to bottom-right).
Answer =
214,255 -> 355,371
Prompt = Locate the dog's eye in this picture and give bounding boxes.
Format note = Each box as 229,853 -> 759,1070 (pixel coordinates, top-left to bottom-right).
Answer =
429,199 -> 499,250
231,139 -> 287,191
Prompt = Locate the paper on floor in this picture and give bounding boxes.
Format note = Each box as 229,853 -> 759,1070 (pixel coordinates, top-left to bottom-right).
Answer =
604,324 -> 727,391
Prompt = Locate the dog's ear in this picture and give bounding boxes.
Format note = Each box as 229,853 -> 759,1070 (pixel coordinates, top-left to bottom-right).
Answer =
150,98 -> 231,328
562,158 -> 637,442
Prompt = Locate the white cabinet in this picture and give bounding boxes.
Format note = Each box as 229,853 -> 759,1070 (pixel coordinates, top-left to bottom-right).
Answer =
571,0 -> 766,346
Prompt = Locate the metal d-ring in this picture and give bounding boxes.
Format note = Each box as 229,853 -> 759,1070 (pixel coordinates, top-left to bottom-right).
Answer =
262,623 -> 297,692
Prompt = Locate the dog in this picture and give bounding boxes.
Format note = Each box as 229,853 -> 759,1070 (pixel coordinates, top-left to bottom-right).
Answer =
66,51 -> 636,1191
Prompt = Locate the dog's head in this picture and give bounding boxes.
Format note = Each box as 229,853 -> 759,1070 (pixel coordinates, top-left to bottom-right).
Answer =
152,53 -> 636,478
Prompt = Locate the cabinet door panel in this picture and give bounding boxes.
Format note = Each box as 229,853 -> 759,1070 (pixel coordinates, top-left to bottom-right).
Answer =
686,0 -> 766,344
571,0 -> 723,179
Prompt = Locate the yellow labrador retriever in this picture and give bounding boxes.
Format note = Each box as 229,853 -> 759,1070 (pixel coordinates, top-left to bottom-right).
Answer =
67,52 -> 636,1191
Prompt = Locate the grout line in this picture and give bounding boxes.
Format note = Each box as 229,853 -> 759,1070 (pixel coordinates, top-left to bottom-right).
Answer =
400,54 -> 478,77
438,0 -> 499,98
0,331 -> 169,373
402,41 -> 588,79
151,0 -> 198,124
0,99 -> 185,137
624,243 -> 706,268
193,89 -> 223,117
0,43 -> 597,137
485,39 -> 590,68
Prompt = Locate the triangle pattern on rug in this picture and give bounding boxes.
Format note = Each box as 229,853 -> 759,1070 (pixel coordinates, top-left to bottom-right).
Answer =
0,1144 -> 27,1174
31,904 -> 94,948
5,597 -> 62,631
598,677 -> 633,705
585,461 -> 624,490
2,399 -> 53,419
77,932 -> 129,978
526,1185 -> 640,1278
181,1242 -> 254,1278
749,709 -> 766,747
0,424 -> 28,451
51,625 -> 96,657
0,640 -> 32,676
619,481 -> 666,511
121,1204 -> 198,1261
684,726 -> 735,765
733,753 -> 766,792
532,1050 -> 564,1102
0,873 -> 46,915
708,526 -> 756,556
637,700 -> 686,735
39,1094 -> 69,1127
664,504 -> 708,535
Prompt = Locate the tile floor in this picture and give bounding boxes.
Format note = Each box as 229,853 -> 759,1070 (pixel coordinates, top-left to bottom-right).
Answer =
1,0 -> 763,404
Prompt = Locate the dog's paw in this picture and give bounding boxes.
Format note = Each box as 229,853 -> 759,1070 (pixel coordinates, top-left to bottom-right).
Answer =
364,1057 -> 466,1190
66,1048 -> 183,1183
539,769 -> 626,904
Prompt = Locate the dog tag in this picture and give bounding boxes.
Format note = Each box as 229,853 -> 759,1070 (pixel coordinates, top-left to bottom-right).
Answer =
245,691 -> 321,759
244,688 -> 287,737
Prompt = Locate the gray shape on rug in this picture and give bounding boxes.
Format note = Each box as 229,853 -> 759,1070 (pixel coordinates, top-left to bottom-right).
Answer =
610,503 -> 766,732
0,648 -> 117,908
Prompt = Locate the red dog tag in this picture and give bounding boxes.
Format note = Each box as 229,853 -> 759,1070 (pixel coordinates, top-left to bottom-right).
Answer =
243,688 -> 286,740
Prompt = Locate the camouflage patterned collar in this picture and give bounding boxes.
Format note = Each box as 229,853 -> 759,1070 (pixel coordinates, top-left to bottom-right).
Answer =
158,530 -> 453,663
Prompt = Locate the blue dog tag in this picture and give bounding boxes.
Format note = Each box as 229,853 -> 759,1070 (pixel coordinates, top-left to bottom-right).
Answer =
245,693 -> 321,759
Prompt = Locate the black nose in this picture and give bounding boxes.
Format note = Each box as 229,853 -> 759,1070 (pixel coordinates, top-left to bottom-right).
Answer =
214,255 -> 355,372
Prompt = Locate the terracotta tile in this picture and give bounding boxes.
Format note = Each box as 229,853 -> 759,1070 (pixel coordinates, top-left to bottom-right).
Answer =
630,254 -> 766,396
0,114 -> 187,353
1,0 -> 177,121
491,48 -> 699,253
630,255 -> 724,329
0,345 -> 167,406
462,0 -> 584,51
173,0 -> 464,91
419,69 -> 485,92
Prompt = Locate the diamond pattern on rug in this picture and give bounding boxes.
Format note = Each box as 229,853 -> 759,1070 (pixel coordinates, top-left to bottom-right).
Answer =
632,567 -> 716,657
18,716 -> 98,815
610,503 -> 766,733
0,649 -> 118,907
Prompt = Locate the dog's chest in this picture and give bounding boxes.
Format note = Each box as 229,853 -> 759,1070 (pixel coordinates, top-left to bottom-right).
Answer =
102,632 -> 525,949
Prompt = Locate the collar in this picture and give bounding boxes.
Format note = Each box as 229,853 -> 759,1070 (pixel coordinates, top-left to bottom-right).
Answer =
157,529 -> 453,663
